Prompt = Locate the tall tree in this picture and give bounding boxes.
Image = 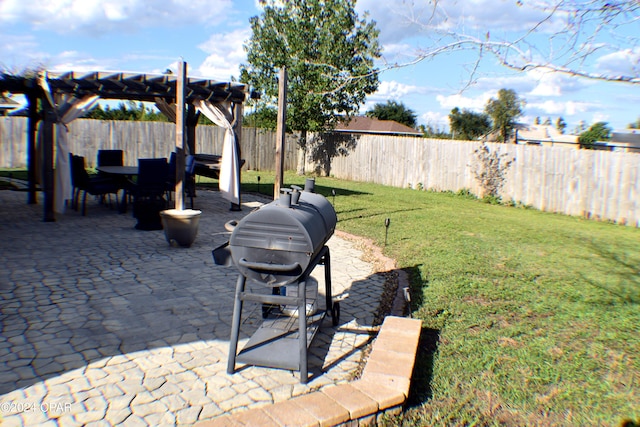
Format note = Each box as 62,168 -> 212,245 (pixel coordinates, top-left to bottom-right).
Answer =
366,100 -> 417,128
240,0 -> 380,175
448,107 -> 491,141
579,121 -> 612,149
556,117 -> 567,134
485,89 -> 524,143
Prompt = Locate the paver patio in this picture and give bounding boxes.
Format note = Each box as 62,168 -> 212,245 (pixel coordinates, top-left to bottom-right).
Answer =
0,188 -> 388,426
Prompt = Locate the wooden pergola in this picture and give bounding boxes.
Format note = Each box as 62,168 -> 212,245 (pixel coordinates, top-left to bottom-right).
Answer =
0,68 -> 255,221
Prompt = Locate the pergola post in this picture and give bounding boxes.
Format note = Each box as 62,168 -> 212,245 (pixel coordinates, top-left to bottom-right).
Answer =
232,101 -> 244,210
27,93 -> 38,205
174,61 -> 187,211
41,102 -> 56,222
274,67 -> 287,200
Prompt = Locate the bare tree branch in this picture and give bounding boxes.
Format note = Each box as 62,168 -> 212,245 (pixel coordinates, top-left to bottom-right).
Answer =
392,0 -> 639,85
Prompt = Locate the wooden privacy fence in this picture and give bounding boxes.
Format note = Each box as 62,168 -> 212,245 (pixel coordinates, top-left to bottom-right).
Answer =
0,117 -> 298,171
2,117 -> 639,226
328,134 -> 640,227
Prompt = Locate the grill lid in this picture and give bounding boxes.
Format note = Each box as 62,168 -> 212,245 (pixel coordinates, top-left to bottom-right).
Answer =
224,184 -> 337,286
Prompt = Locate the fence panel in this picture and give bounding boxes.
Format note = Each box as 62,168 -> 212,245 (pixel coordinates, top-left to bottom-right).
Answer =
1,117 -> 639,226
325,134 -> 640,227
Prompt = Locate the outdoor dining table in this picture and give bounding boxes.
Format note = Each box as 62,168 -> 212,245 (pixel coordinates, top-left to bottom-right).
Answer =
96,165 -> 139,176
96,165 -> 138,213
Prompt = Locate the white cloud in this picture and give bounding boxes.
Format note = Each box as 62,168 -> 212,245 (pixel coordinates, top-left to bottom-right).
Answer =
0,0 -> 234,34
196,28 -> 250,80
528,74 -> 562,97
379,43 -> 418,64
421,111 -> 450,129
0,34 -> 39,61
474,73 -> 534,94
472,70 -> 586,98
373,80 -> 420,99
359,99 -> 377,115
356,0 -> 425,45
445,0 -> 566,33
527,99 -> 594,117
591,112 -> 610,124
527,70 -> 586,97
596,48 -> 640,77
357,0 -> 566,46
47,51 -> 116,72
436,91 -> 494,112
103,3 -> 130,21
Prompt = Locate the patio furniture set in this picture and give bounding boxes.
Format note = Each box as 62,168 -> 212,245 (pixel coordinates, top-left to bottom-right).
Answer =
69,149 -> 197,230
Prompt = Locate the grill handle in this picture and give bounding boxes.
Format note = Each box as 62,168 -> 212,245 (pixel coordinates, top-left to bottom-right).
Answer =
238,258 -> 301,273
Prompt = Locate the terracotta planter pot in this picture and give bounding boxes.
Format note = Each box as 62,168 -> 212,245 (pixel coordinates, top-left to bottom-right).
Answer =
159,209 -> 202,247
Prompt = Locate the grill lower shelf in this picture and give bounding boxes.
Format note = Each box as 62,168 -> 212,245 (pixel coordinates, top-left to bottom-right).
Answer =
226,245 -> 337,383
236,311 -> 325,370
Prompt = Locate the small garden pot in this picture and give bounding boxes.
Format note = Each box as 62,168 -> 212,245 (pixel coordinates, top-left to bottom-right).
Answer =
160,209 -> 202,247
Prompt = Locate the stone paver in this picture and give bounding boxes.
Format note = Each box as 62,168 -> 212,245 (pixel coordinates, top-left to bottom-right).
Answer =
196,316 -> 422,427
0,188 -> 387,426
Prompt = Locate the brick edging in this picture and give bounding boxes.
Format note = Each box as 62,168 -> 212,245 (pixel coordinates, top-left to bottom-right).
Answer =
195,315 -> 422,427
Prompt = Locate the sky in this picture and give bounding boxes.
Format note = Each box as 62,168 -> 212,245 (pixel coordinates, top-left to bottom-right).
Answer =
1,0 -> 638,133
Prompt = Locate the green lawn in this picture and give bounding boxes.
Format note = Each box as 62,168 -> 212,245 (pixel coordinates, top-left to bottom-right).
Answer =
239,171 -> 639,427
3,168 -> 639,425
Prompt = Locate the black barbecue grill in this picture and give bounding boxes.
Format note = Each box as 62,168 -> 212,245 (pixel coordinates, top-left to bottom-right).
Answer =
213,179 -> 340,383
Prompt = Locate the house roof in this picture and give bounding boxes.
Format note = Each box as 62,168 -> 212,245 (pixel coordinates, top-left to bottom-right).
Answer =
611,130 -> 640,144
0,94 -> 20,111
516,124 -> 578,144
335,116 -> 422,136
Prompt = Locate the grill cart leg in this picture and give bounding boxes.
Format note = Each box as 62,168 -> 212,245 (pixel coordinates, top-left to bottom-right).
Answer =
227,274 -> 246,375
321,247 -> 339,326
297,279 -> 308,383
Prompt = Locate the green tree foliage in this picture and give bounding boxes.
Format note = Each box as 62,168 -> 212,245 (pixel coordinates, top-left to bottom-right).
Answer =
419,124 -> 451,139
83,101 -> 168,121
365,100 -> 417,128
629,117 -> 640,129
578,121 -> 612,149
485,89 -> 524,143
555,117 -> 567,134
240,0 -> 380,174
448,107 -> 491,141
243,106 -> 278,130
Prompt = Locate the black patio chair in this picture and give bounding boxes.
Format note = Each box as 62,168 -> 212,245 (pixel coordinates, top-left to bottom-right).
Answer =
131,158 -> 169,230
70,155 -> 120,216
69,152 -> 78,209
165,152 -> 177,198
97,149 -> 128,190
97,149 -> 124,168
